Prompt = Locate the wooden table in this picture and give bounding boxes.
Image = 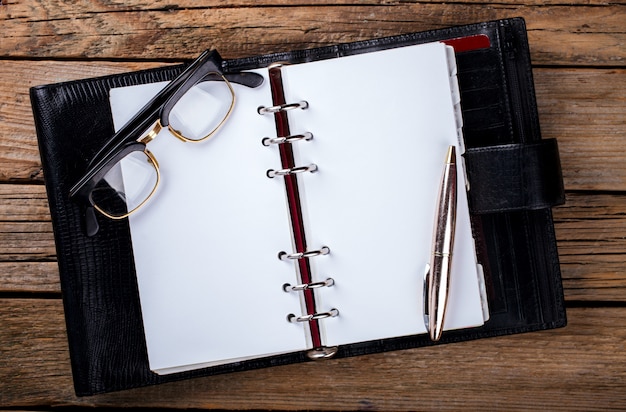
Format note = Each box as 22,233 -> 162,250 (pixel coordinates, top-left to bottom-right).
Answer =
1,1 -> 625,410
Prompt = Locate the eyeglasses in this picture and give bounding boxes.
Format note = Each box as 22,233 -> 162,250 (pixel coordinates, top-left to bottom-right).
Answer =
70,50 -> 264,236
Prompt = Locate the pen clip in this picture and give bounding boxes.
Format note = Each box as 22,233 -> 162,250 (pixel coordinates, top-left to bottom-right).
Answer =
423,264 -> 431,333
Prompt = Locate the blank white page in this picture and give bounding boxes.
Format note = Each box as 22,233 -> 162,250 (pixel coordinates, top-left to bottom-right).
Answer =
281,42 -> 486,346
110,42 -> 487,373
110,75 -> 308,374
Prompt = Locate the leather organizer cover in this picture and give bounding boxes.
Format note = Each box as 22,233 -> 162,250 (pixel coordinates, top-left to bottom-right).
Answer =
30,17 -> 566,396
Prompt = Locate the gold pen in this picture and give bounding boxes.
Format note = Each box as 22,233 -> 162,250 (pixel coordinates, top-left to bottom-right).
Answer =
424,145 -> 457,341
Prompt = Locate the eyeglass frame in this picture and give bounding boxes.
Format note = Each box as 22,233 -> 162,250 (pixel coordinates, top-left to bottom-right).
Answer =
69,49 -> 264,236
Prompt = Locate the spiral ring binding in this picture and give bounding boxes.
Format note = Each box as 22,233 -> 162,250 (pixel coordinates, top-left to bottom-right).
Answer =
257,100 -> 309,115
267,163 -> 318,178
278,246 -> 330,261
262,132 -> 314,146
283,277 -> 335,292
287,308 -> 339,323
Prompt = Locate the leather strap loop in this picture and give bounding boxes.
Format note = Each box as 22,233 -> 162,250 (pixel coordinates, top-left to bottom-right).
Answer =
463,139 -> 565,214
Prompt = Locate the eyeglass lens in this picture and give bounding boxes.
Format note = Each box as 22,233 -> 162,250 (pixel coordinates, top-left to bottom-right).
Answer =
167,75 -> 235,142
91,150 -> 159,218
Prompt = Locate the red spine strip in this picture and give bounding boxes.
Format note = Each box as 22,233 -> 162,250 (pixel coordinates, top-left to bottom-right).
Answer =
267,66 -> 323,349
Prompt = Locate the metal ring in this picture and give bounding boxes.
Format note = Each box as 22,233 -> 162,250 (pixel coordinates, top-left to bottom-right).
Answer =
262,132 -> 313,146
283,278 -> 335,292
257,100 -> 309,115
287,308 -> 339,323
278,246 -> 330,261
267,163 -> 317,178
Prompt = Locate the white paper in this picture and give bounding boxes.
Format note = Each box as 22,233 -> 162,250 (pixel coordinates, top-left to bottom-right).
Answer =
280,42 -> 485,345
109,41 -> 486,374
110,78 -> 308,374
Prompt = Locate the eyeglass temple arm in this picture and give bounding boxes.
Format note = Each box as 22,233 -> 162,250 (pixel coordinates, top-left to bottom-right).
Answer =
216,72 -> 264,88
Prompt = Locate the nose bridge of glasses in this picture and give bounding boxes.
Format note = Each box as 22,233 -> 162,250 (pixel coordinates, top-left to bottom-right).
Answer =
83,205 -> 100,237
81,98 -> 167,186
138,120 -> 163,145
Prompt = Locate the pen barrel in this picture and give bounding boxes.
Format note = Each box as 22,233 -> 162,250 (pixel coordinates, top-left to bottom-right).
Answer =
432,158 -> 457,256
428,146 -> 457,341
428,253 -> 453,340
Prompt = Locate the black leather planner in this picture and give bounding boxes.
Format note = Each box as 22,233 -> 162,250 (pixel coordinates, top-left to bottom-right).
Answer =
30,17 -> 566,396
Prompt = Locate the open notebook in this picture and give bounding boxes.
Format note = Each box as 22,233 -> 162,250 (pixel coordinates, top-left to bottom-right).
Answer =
109,41 -> 488,375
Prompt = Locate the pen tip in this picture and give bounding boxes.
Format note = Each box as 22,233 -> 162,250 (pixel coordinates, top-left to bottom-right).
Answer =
446,145 -> 456,164
429,326 -> 443,342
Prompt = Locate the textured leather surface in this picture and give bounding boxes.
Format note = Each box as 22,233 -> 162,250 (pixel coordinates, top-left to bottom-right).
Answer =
30,17 -> 566,396
464,139 -> 565,213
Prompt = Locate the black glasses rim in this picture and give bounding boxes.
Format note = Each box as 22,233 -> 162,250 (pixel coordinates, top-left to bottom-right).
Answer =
73,141 -> 147,204
90,148 -> 160,219
77,142 -> 153,237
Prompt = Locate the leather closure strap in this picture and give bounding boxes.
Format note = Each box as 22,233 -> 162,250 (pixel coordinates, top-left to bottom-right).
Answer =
463,139 -> 565,214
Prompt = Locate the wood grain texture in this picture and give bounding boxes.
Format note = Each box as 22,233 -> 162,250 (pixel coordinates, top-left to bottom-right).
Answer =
1,2 -> 624,65
553,193 -> 626,301
0,184 -> 55,260
0,261 -> 60,293
1,301 -> 624,410
535,68 -> 626,191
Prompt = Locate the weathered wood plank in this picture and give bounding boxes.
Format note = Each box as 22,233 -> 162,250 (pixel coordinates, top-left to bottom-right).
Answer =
553,193 -> 626,301
0,183 -> 49,220
1,3 -> 624,65
3,0 -> 625,13
0,221 -> 55,261
1,184 -> 625,301
0,298 -> 75,405
0,261 -> 60,293
536,68 -> 626,191
2,61 -> 625,189
0,184 -> 56,261
1,300 -> 624,409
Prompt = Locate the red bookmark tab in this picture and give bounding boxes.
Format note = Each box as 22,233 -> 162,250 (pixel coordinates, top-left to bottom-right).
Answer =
442,34 -> 491,52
